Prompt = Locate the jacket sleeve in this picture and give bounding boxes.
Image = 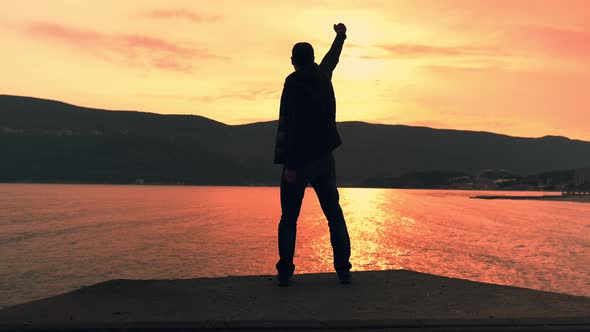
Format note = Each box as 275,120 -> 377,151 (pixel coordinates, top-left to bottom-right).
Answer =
283,81 -> 304,169
319,32 -> 346,80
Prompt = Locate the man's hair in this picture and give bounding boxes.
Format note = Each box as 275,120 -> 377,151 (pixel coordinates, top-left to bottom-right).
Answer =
291,42 -> 314,66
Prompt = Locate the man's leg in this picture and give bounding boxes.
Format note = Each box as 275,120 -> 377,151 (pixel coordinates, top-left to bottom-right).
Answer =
309,154 -> 352,276
276,167 -> 306,280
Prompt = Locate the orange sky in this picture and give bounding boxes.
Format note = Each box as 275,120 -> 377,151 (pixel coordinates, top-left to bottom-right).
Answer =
1,0 -> 589,140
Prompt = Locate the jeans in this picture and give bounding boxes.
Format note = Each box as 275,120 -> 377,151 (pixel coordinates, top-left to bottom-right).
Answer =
276,152 -> 352,277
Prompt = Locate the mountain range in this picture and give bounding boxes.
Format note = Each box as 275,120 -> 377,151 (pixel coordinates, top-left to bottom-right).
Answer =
2,94 -> 590,186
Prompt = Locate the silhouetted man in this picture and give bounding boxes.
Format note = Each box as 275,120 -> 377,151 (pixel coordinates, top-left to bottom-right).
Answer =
273,23 -> 352,286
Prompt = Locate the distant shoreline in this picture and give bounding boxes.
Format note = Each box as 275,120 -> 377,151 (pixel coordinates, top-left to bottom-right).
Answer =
0,181 -> 569,192
472,194 -> 590,203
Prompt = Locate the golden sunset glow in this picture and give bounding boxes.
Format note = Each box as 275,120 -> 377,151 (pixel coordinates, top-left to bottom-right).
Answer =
1,0 -> 589,140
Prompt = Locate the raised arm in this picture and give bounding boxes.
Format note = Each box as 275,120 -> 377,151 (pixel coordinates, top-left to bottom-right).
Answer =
319,23 -> 347,80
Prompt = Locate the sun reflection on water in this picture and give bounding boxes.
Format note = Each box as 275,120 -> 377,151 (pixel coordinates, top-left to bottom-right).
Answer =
303,188 -> 416,272
353,188 -> 414,270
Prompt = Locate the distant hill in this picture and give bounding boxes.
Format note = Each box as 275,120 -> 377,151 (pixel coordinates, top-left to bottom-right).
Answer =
2,94 -> 590,186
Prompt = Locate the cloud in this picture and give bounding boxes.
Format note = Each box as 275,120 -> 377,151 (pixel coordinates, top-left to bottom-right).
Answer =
134,82 -> 281,104
424,65 -> 508,74
26,22 -> 105,44
512,25 -> 590,58
133,92 -> 189,100
357,25 -> 590,65
374,43 -> 504,58
191,83 -> 281,103
23,22 -> 226,72
142,9 -> 221,23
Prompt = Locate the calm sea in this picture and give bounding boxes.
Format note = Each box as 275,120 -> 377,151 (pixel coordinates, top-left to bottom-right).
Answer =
1,184 -> 589,308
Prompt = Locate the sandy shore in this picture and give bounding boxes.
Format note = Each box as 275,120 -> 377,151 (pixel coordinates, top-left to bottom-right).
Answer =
472,195 -> 590,203
1,270 -> 589,331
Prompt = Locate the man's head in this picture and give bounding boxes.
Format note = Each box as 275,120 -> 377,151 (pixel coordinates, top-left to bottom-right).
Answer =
291,42 -> 314,69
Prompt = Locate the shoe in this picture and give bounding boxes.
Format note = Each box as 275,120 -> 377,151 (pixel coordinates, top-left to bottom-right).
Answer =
277,274 -> 291,287
337,271 -> 351,284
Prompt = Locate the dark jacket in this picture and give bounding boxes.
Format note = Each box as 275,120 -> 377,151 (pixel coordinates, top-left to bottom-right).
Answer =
273,33 -> 346,169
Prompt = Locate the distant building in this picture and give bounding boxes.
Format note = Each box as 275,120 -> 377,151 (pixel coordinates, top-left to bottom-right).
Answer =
574,168 -> 590,186
2,127 -> 23,134
89,130 -> 103,136
56,129 -> 73,136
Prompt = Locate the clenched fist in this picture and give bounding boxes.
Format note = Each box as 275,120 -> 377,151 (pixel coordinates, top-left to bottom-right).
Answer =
333,23 -> 347,35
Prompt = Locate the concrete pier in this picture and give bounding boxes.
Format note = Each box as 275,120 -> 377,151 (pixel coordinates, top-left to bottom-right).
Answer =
1,270 -> 589,331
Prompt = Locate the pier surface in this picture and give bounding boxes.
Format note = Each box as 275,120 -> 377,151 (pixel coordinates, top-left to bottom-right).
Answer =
1,270 -> 589,331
